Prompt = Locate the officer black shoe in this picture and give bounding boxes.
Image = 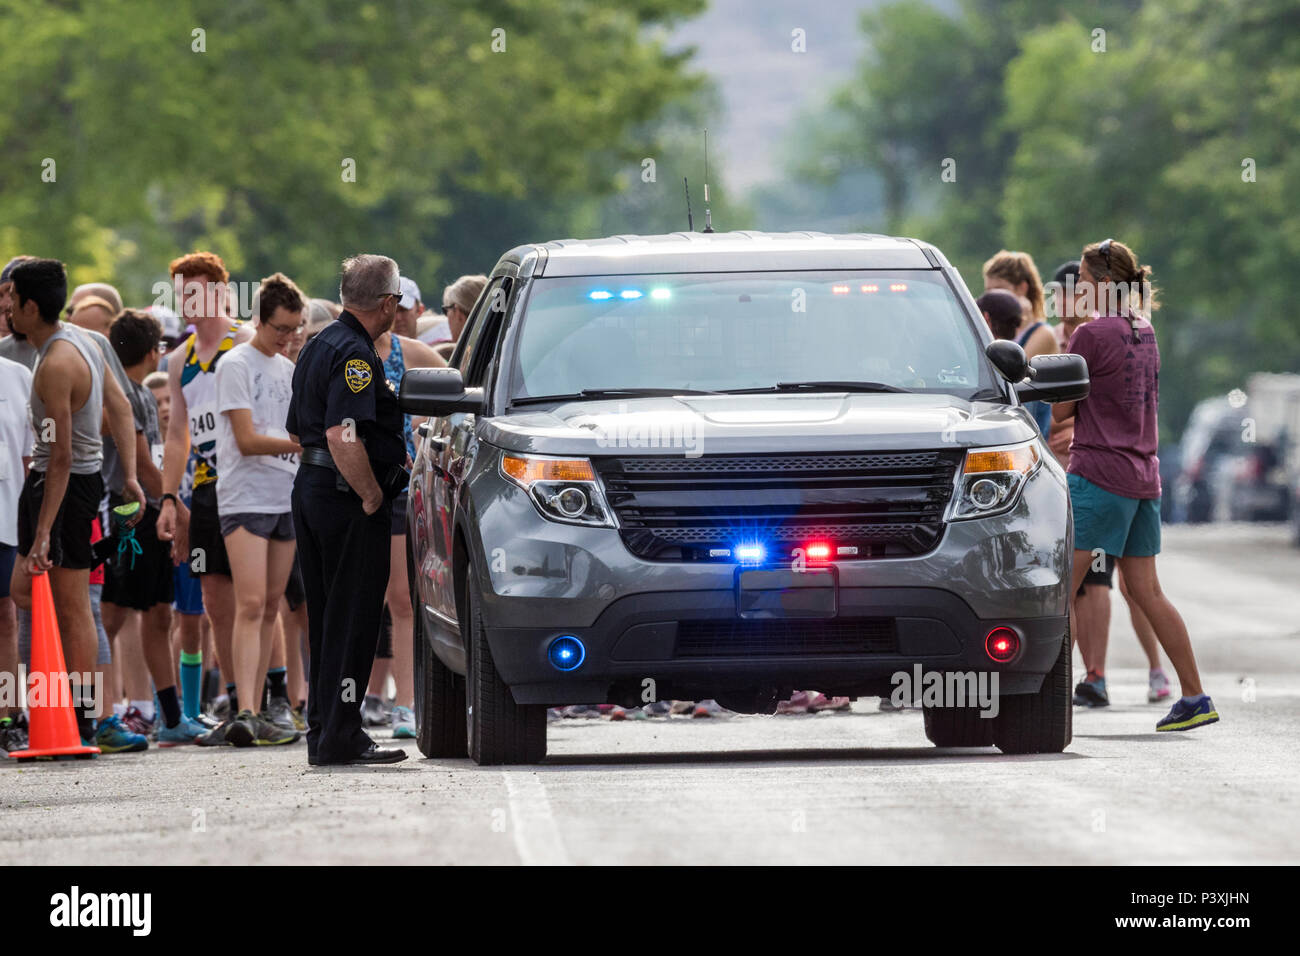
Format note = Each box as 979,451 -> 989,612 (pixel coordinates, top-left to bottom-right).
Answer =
309,743 -> 407,766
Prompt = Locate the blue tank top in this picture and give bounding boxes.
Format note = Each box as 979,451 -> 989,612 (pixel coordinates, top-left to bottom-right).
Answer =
1016,322 -> 1053,438
382,334 -> 415,462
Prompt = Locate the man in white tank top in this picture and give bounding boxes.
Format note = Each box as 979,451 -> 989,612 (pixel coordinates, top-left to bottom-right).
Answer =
156,253 -> 252,740
7,259 -> 143,745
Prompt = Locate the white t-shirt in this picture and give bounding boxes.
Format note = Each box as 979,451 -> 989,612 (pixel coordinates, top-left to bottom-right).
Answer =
213,342 -> 298,516
0,356 -> 35,546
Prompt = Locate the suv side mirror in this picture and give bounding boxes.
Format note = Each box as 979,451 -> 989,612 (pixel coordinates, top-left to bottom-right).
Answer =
986,340 -> 1029,382
400,367 -> 484,416
1015,353 -> 1090,404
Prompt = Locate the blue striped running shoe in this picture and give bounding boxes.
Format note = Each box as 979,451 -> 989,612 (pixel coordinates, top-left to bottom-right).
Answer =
1156,695 -> 1219,732
157,714 -> 208,747
93,714 -> 149,753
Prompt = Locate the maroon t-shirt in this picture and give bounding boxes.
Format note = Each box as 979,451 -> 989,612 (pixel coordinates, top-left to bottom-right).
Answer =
1066,314 -> 1161,499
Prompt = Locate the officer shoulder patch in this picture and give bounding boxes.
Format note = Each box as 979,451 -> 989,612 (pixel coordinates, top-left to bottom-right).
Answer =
344,358 -> 372,394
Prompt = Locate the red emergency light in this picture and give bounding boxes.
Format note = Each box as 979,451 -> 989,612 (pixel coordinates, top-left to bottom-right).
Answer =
985,627 -> 1020,662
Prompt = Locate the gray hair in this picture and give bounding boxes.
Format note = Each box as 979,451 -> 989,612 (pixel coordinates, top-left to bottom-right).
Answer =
443,274 -> 488,314
339,254 -> 399,310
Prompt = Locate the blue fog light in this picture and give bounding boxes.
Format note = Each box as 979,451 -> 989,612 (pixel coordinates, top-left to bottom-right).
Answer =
735,543 -> 766,564
589,290 -> 613,300
548,636 -> 586,671
619,289 -> 643,300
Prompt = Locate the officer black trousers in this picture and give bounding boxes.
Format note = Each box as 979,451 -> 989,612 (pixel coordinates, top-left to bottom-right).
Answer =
291,467 -> 392,762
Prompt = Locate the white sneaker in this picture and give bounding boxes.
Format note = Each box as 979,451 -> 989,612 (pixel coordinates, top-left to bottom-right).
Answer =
391,705 -> 416,739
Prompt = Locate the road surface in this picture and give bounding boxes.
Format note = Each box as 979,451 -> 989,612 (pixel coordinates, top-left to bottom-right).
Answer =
3,523 -> 1296,865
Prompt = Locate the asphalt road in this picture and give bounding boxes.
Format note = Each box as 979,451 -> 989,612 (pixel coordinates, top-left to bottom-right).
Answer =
3,523 -> 1297,865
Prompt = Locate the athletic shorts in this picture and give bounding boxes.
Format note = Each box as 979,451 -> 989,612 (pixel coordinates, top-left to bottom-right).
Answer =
101,500 -> 175,611
0,543 -> 15,599
172,561 -> 204,615
1077,551 -> 1116,595
391,493 -> 408,537
16,470 -> 104,570
219,511 -> 295,541
283,552 -> 305,612
1068,473 -> 1161,558
187,483 -> 232,576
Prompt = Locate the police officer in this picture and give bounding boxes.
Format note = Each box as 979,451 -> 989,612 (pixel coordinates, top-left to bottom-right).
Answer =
287,254 -> 409,765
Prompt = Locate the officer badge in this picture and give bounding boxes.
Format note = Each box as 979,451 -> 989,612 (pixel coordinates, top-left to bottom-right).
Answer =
345,359 -> 372,393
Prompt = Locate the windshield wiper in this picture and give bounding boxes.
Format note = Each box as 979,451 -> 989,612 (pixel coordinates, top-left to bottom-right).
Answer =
510,387 -> 720,407
720,380 -> 910,395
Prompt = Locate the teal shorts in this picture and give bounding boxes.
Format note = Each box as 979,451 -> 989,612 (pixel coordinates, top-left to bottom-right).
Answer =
1068,473 -> 1161,557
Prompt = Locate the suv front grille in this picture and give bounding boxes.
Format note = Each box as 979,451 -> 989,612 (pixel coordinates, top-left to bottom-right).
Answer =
594,450 -> 961,561
675,618 -> 897,657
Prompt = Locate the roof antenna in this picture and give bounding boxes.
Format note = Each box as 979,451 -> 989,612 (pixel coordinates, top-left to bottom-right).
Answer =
683,177 -> 694,232
701,128 -> 714,233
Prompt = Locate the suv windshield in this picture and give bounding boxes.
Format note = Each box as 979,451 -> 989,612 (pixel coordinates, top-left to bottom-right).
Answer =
507,271 -> 994,404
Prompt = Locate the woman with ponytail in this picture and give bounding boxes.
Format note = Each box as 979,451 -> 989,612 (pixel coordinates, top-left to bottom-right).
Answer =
1053,239 -> 1217,732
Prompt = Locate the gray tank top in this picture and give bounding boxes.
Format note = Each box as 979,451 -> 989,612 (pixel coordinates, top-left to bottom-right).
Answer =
29,325 -> 105,475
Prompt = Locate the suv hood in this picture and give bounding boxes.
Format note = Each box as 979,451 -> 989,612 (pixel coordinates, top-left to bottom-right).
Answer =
479,393 -> 1038,456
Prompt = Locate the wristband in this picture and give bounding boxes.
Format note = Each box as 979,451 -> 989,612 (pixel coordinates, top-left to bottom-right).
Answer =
161,493 -> 178,508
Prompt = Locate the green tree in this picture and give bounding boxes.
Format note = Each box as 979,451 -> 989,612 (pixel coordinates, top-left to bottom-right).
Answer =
0,0 -> 708,302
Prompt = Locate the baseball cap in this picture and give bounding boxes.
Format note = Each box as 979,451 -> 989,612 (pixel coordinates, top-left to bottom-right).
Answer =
398,276 -> 421,310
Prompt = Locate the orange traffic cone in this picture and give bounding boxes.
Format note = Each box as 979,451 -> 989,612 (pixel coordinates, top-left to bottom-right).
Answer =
8,572 -> 99,760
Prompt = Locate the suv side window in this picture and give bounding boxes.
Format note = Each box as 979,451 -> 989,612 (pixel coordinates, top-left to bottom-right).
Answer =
460,276 -> 511,387
456,277 -> 508,383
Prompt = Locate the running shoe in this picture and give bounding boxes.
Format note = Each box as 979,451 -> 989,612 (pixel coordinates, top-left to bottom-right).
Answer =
192,712 -> 220,730
777,690 -> 814,715
1148,668 -> 1172,703
669,700 -> 695,715
93,715 -> 149,753
210,695 -> 232,722
0,717 -> 28,753
197,716 -> 239,747
644,701 -> 672,717
809,692 -> 852,713
561,705 -> 602,719
263,696 -> 298,734
607,706 -> 628,721
122,705 -> 154,737
228,709 -> 299,746
692,699 -> 727,718
157,715 -> 208,747
362,693 -> 388,727
1156,695 -> 1219,732
290,704 -> 308,732
391,705 -> 416,739
1073,675 -> 1109,707
547,708 -> 563,722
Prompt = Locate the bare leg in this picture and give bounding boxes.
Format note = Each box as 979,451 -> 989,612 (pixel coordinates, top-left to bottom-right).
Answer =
200,573 -> 236,697
1118,566 -> 1162,669
140,604 -> 176,706
257,539 -> 297,710
223,529 -> 269,714
1115,556 -> 1203,697
386,534 -> 414,709
1075,584 -> 1110,676
279,597 -> 308,706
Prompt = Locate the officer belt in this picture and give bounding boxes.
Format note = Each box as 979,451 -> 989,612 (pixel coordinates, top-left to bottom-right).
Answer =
300,446 -> 340,473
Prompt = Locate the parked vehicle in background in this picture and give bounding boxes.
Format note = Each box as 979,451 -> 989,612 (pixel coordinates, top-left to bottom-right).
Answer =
1174,396 -> 1244,524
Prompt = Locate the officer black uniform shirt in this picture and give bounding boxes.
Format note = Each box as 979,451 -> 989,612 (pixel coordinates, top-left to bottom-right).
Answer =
287,310 -> 405,471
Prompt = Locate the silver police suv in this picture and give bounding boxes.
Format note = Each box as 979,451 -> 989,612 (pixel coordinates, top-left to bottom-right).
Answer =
401,232 -> 1088,765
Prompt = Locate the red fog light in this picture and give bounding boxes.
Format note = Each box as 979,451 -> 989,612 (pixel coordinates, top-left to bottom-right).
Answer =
804,541 -> 831,562
985,627 -> 1019,662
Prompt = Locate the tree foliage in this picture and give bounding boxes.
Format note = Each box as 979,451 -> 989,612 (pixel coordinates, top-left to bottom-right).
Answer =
0,0 -> 709,301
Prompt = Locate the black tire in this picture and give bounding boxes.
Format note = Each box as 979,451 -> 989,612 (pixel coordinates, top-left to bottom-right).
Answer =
992,628 -> 1073,755
410,541 -> 466,758
922,701 -> 995,747
464,574 -> 546,765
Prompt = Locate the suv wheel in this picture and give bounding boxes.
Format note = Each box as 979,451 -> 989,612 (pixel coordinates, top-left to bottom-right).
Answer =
992,629 -> 1073,755
922,700 -> 995,747
464,573 -> 547,765
410,546 -> 466,758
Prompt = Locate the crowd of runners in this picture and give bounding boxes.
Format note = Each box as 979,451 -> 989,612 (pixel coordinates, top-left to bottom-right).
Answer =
0,235 -> 1216,757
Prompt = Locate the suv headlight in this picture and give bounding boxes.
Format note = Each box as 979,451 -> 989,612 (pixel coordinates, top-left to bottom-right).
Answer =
948,441 -> 1042,520
500,453 -> 616,528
